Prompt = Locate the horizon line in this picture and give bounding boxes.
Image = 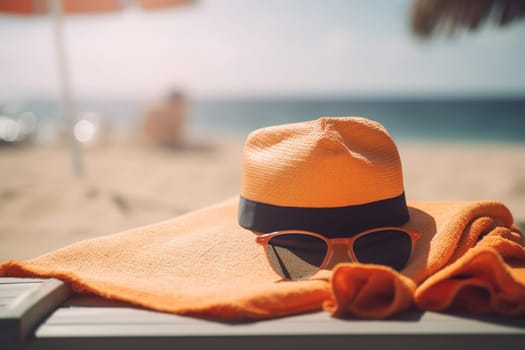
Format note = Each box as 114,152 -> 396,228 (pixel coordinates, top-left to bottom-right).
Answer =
5,92 -> 525,102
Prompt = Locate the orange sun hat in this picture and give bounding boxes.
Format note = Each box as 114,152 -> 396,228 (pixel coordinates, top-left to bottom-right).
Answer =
238,116 -> 410,237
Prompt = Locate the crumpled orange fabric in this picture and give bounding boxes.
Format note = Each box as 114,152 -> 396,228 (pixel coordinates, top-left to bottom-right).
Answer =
1,197 -> 523,320
325,201 -> 525,318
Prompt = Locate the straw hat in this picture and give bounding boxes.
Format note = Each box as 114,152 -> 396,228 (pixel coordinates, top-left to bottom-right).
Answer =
238,116 -> 410,238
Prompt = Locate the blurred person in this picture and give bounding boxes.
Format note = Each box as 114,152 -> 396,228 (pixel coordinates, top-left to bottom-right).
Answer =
143,90 -> 187,148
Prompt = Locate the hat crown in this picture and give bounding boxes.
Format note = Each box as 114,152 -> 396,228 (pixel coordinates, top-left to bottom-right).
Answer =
241,116 -> 405,208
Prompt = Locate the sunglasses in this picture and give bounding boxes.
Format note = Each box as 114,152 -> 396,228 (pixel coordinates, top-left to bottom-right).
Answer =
256,227 -> 421,280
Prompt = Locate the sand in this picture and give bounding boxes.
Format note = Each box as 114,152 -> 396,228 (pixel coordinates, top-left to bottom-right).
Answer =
1,135 -> 524,261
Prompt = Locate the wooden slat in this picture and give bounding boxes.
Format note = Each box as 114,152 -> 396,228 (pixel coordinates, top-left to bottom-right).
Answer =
37,306 -> 525,336
0,285 -> 43,298
1,278 -> 525,350
0,278 -> 72,350
27,293 -> 525,350
0,278 -> 45,285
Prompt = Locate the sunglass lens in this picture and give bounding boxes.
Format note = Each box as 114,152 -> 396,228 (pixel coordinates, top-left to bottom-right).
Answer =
353,230 -> 412,271
266,233 -> 328,280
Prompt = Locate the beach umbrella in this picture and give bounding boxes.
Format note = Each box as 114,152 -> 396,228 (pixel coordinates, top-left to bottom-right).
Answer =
410,0 -> 525,39
0,0 -> 194,176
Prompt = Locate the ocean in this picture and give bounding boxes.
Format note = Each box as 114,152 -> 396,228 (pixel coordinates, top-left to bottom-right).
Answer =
4,97 -> 525,144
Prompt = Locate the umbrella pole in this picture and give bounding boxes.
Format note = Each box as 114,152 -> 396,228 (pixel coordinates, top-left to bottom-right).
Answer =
51,0 -> 83,177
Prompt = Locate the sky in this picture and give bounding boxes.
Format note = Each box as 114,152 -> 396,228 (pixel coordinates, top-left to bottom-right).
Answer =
1,0 -> 525,100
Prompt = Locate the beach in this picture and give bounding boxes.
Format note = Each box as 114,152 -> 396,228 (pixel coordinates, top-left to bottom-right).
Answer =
1,135 -> 524,261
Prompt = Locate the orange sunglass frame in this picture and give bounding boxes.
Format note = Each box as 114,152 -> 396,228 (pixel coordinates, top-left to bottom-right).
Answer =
255,227 -> 422,278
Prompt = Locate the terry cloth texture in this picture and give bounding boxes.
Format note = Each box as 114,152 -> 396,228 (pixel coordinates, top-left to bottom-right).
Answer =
1,197 -> 524,320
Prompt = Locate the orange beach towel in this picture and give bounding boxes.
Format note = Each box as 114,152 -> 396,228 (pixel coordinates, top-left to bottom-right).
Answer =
1,197 -> 524,320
